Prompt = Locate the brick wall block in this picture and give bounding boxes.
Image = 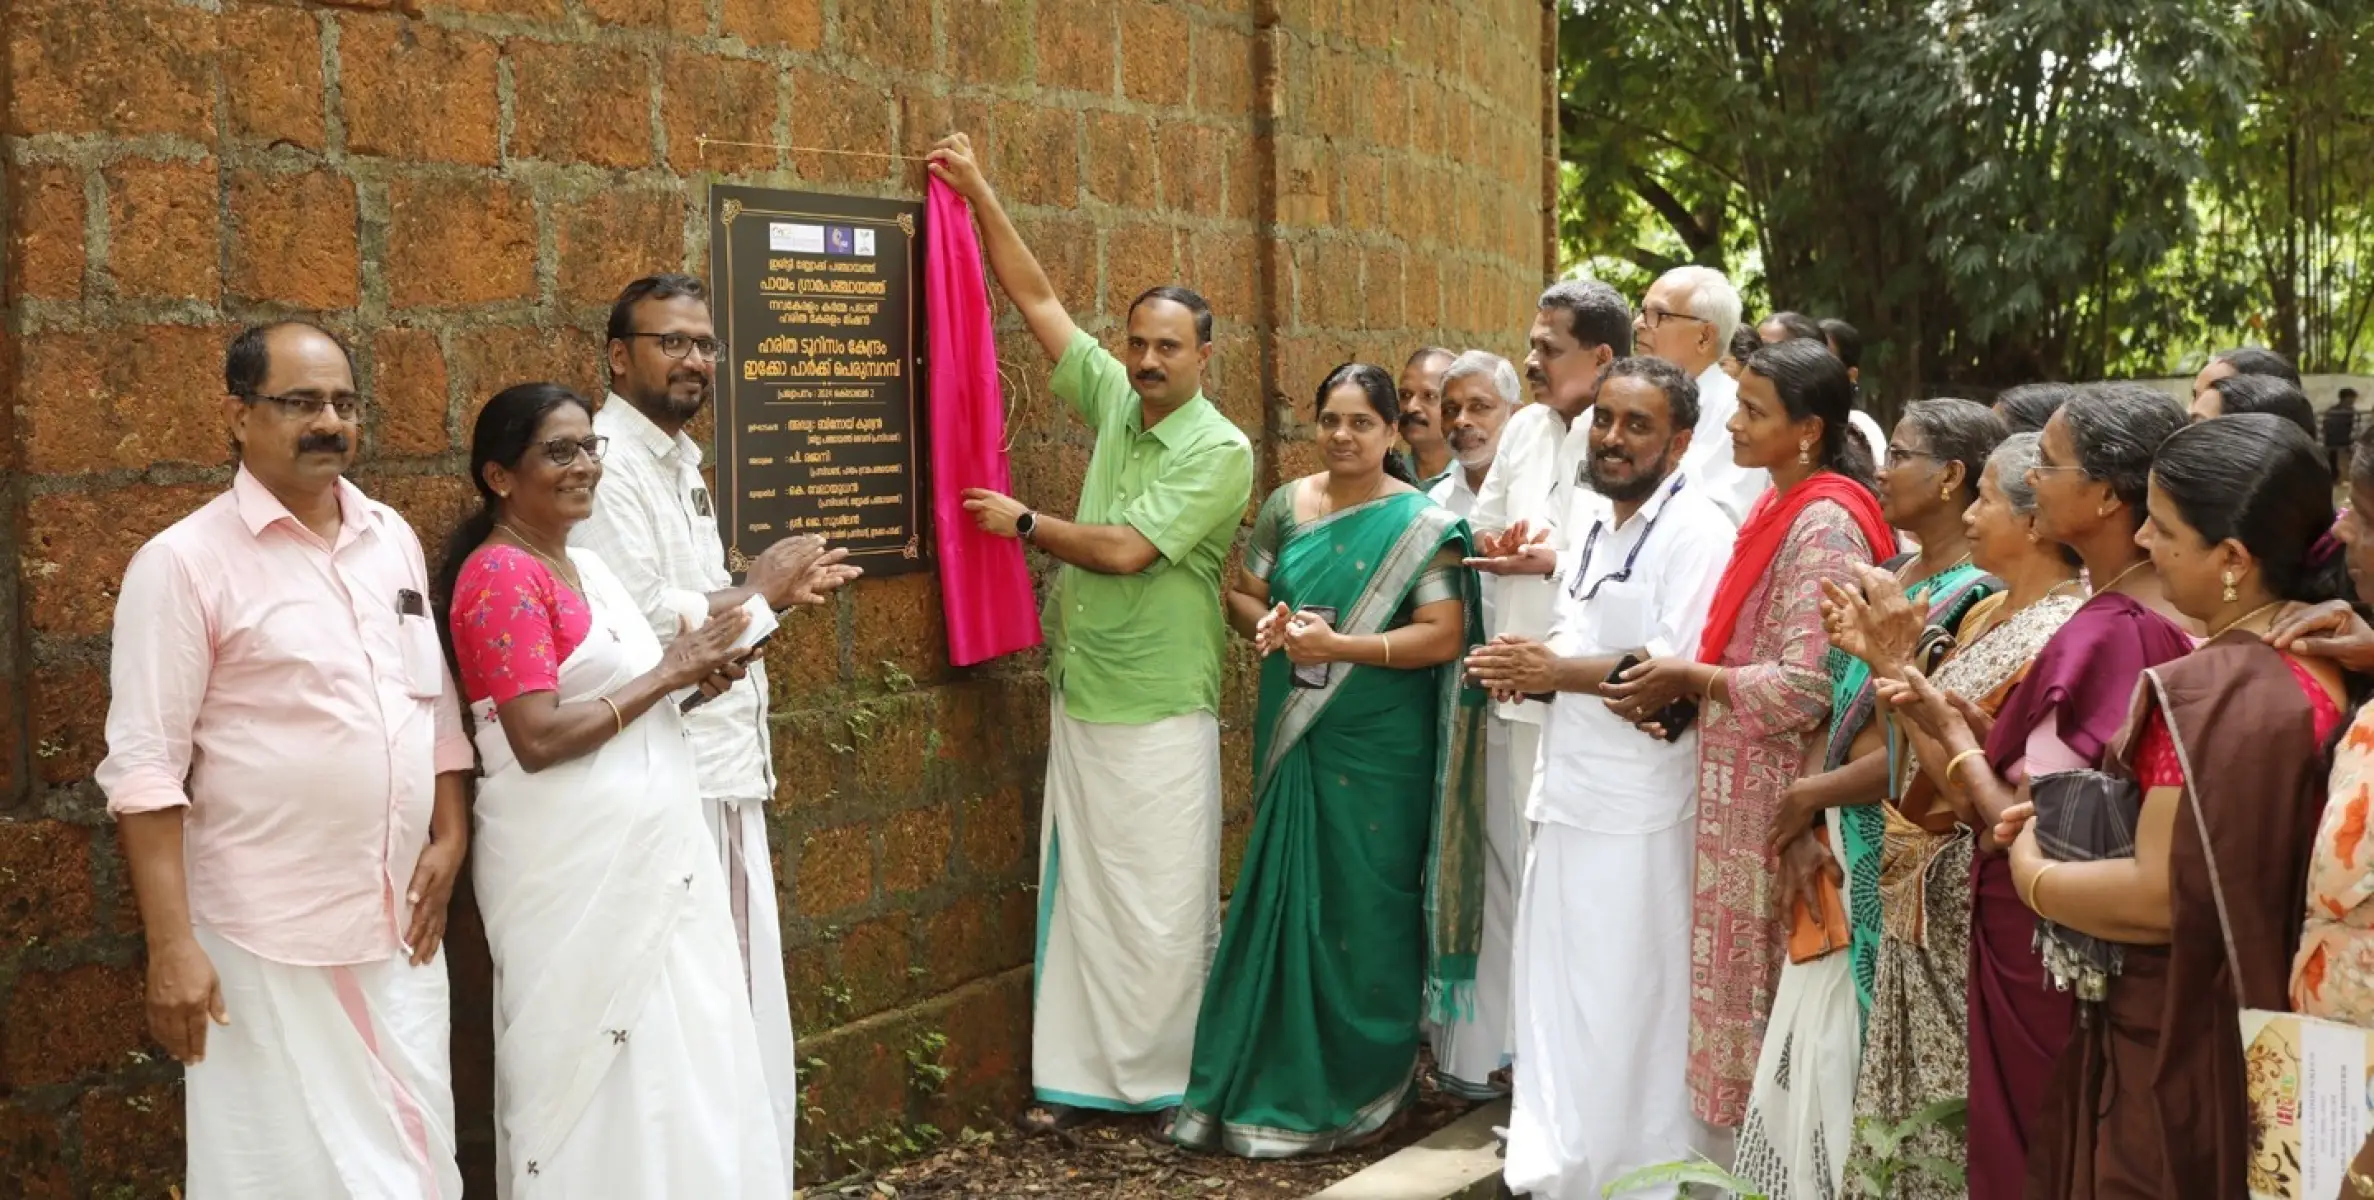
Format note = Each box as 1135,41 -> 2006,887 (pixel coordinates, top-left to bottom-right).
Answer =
338,16 -> 501,166
1035,0 -> 1116,94
839,1 -> 936,72
0,1101 -> 75,1199
10,165 -> 86,303
229,169 -> 360,310
75,1083 -> 184,1198
511,40 -> 656,170
787,72 -> 897,187
1120,4 -> 1192,107
0,962 -> 151,1089
722,0 -> 824,50
661,51 -> 780,174
5,0 -> 217,141
555,188 -> 686,307
371,329 -> 452,457
796,822 -> 874,917
950,0 -> 1033,87
448,324 -> 601,412
847,572 -> 946,691
880,806 -> 953,895
957,786 -> 1028,877
831,911 -> 916,1020
918,888 -> 1032,993
223,3 -> 326,151
1084,111 -> 1159,211
386,175 -> 536,309
0,820 -> 98,947
583,0 -> 709,34
104,159 -> 221,303
22,485 -> 222,640
20,326 -> 230,475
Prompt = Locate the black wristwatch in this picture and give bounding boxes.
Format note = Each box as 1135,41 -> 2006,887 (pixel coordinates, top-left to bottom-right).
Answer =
1015,510 -> 1037,542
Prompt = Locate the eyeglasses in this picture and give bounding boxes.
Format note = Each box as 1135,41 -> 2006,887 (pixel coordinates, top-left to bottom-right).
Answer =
537,435 -> 609,466
624,332 -> 727,361
1636,307 -> 1709,330
1885,445 -> 1939,468
241,390 -> 363,421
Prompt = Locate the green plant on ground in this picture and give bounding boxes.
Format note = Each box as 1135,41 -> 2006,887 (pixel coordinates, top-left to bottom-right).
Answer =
1601,1154 -> 1766,1198
1846,1098 -> 1967,1195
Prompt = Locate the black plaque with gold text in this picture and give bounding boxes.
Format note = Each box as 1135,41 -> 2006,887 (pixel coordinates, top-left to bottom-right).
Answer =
708,184 -> 929,576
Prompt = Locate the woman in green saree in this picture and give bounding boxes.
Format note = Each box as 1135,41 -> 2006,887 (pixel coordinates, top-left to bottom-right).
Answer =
1168,363 -> 1486,1159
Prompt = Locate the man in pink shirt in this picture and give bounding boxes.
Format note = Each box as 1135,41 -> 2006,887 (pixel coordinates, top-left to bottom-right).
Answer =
97,321 -> 472,1198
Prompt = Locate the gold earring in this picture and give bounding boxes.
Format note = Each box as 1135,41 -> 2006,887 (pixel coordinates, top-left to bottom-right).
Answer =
2222,569 -> 2238,604
1799,442 -> 1813,465
1940,480 -> 1954,503
2027,527 -> 2041,544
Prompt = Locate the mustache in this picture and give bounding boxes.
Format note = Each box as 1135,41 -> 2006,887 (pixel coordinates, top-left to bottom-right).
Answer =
1133,371 -> 1167,384
297,432 -> 351,455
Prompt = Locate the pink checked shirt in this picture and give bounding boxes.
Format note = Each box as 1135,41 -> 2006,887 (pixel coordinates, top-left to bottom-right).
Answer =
96,469 -> 474,967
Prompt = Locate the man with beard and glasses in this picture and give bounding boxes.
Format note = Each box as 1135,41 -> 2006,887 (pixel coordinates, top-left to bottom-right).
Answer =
570,273 -> 862,1182
926,133 -> 1254,1135
1467,356 -> 1734,1199
1421,349 -> 1521,1095
98,321 -> 473,1197
1397,346 -> 1456,489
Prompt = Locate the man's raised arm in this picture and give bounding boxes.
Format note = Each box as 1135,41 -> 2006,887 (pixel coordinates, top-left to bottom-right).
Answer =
928,132 -> 1079,363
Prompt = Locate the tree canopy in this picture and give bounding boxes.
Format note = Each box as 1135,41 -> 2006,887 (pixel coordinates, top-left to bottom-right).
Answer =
1560,0 -> 2374,393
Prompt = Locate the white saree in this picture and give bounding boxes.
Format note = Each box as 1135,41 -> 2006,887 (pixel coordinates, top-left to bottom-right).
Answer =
470,550 -> 787,1198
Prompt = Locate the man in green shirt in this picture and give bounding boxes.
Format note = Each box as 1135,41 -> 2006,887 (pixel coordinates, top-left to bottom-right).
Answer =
927,133 -> 1254,1132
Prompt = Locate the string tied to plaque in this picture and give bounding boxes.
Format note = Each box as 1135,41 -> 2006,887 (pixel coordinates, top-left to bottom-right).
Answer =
696,134 -> 937,163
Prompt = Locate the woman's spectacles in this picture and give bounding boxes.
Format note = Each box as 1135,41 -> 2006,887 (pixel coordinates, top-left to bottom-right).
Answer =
241,390 -> 363,421
1884,445 -> 1938,468
538,435 -> 609,466
625,332 -> 727,361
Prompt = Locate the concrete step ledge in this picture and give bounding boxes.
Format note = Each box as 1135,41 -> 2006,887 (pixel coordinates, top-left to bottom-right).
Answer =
1309,1099 -> 1510,1200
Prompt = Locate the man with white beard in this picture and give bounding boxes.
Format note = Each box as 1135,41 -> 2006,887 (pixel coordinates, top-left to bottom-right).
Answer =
1469,356 -> 1733,1199
1421,350 -> 1519,1095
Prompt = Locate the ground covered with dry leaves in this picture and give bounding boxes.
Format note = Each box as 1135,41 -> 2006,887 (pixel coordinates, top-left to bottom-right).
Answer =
809,1081 -> 1481,1199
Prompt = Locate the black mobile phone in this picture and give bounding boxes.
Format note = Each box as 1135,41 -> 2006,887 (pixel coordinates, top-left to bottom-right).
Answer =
1289,606 -> 1338,690
1604,653 -> 1699,743
678,629 -> 777,714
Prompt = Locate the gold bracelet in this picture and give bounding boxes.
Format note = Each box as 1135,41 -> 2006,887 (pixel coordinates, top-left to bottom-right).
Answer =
1944,748 -> 1986,787
1380,634 -> 1392,666
2022,860 -> 2065,916
2347,1165 -> 2374,1198
599,695 -> 624,735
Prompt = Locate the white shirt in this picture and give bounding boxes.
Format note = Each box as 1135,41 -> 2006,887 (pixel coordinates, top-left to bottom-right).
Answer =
1534,471 -> 1734,833
1470,402 -> 1593,726
1679,363 -> 1768,524
1432,463 -> 1498,637
1848,409 -> 1887,472
571,395 -> 775,804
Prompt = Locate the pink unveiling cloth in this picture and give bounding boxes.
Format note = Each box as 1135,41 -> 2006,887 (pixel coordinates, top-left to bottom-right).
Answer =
925,177 -> 1042,665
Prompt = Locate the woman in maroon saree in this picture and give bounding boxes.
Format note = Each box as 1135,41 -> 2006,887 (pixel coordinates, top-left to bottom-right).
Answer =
1879,384 -> 2189,1200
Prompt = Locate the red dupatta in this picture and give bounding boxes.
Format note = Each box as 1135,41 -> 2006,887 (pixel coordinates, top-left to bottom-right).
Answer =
1694,471 -> 1892,664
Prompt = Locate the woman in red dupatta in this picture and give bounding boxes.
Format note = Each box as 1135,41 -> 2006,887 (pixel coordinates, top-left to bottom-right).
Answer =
1604,338 -> 1893,1139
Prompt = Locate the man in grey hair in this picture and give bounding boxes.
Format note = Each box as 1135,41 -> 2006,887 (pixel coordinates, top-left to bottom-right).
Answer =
1637,265 -> 1764,522
1456,280 -> 1633,1096
1423,349 -> 1521,1094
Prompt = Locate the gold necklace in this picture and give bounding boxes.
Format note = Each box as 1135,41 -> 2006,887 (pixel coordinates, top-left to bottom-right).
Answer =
497,522 -> 580,586
2090,558 -> 2151,597
2207,600 -> 2285,641
1321,473 -> 1387,517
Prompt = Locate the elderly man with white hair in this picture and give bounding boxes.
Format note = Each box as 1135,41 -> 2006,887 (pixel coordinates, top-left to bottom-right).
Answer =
1423,349 -> 1520,1095
1637,266 -> 1765,522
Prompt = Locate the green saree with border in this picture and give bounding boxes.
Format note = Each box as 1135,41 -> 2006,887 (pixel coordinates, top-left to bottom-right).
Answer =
1169,487 -> 1487,1159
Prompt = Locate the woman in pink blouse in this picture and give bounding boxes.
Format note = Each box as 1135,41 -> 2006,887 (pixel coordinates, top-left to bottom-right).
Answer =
434,383 -> 786,1196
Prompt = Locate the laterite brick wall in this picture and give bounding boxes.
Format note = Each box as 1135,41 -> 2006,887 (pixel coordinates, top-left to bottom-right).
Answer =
0,0 -> 1555,1191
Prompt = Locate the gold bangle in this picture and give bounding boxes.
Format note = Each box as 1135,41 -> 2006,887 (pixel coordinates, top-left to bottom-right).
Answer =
2347,1165 -> 2374,1198
1944,748 -> 1986,787
2023,860 -> 2065,915
599,695 -> 624,735
1380,634 -> 1392,666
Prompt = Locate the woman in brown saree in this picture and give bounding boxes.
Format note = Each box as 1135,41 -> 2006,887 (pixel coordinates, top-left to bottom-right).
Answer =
2011,415 -> 2351,1199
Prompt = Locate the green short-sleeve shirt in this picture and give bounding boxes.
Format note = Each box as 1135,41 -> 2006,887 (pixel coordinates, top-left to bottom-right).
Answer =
1046,329 -> 1255,724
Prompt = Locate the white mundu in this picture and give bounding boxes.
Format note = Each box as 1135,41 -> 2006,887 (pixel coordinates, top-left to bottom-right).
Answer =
1504,470 -> 1732,1200
1426,463 -> 1518,1096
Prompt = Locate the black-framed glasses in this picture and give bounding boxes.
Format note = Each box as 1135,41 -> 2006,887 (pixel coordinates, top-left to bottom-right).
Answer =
1636,307 -> 1708,330
538,435 -> 608,466
241,390 -> 363,421
624,332 -> 727,361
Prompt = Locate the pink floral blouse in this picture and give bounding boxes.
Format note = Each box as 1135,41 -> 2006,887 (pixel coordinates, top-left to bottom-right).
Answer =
449,545 -> 592,706
2295,700 -> 2374,1021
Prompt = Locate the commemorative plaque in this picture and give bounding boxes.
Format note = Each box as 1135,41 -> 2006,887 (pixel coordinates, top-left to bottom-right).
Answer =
707,184 -> 929,576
